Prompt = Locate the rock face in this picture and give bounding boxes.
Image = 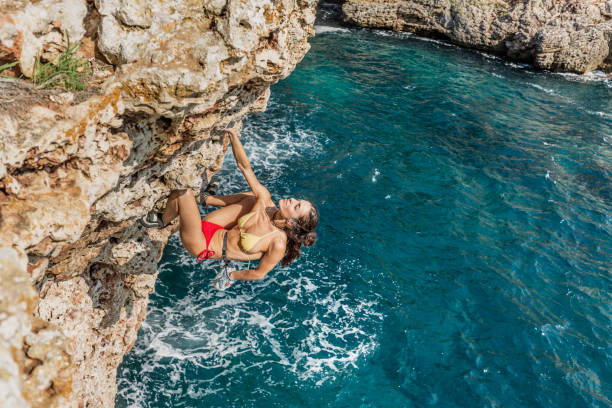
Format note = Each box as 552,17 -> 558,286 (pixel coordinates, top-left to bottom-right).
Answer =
0,248 -> 72,408
341,0 -> 612,73
0,0 -> 316,406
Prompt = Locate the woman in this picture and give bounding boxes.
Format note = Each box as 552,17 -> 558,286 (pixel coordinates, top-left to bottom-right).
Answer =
141,126 -> 318,290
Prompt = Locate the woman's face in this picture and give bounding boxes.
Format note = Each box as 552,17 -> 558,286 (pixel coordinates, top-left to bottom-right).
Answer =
279,198 -> 312,221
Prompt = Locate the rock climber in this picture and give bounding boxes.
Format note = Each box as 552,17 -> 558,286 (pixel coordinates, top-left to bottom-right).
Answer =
140,124 -> 319,290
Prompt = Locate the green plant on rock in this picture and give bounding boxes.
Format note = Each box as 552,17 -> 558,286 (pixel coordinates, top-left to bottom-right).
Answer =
493,1 -> 509,16
33,38 -> 90,90
0,52 -> 20,78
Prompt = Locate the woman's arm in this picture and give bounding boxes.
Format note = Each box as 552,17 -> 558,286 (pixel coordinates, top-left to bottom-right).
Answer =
227,128 -> 271,200
229,238 -> 285,281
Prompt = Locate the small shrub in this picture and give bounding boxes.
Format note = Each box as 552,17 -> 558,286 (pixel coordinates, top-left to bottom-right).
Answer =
33,38 -> 90,90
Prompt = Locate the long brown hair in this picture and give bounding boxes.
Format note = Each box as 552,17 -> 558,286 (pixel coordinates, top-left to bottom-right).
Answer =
280,204 -> 319,266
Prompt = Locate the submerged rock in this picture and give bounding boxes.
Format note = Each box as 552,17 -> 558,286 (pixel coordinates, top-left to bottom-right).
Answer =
341,0 -> 612,73
0,0 -> 316,406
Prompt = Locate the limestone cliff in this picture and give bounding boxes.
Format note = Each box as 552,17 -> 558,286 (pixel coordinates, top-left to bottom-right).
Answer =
0,0 -> 316,406
340,0 -> 612,73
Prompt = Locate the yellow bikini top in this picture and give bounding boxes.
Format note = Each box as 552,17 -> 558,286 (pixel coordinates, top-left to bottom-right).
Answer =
237,211 -> 277,252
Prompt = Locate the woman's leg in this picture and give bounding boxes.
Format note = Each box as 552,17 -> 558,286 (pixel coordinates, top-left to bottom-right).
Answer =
204,191 -> 254,207
203,195 -> 255,229
162,189 -> 206,256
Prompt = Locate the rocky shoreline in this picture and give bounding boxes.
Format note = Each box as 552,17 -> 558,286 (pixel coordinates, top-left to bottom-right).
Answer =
0,0 -> 315,406
339,0 -> 612,74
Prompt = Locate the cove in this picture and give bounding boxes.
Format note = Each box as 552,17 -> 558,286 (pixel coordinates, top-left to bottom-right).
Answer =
117,25 -> 612,407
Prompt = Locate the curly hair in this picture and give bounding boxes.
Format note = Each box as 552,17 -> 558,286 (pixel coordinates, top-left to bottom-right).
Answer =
280,204 -> 319,266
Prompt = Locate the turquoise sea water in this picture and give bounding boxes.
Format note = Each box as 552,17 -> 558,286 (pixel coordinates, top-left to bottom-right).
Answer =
117,25 -> 612,407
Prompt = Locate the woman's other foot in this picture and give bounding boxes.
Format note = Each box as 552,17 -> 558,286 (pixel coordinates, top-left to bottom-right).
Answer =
199,172 -> 219,206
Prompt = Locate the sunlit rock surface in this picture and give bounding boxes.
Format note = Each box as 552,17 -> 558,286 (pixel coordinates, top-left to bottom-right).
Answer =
0,0 -> 316,406
341,0 -> 612,73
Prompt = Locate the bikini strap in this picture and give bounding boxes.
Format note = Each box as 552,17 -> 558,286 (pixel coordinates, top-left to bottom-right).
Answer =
222,231 -> 228,263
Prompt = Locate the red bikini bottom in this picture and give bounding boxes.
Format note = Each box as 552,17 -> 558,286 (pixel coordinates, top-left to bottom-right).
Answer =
197,221 -> 225,262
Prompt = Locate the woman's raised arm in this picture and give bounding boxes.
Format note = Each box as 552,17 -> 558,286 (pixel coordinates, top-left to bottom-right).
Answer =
226,127 -> 270,200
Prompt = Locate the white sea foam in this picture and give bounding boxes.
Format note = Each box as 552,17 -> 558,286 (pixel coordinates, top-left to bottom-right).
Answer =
372,28 -> 455,47
475,50 -> 501,61
539,321 -> 569,340
585,110 -> 612,119
215,102 -> 327,196
286,276 -> 318,301
315,25 -> 351,35
372,29 -> 414,40
505,61 -> 531,69
412,35 -> 453,47
587,70 -> 607,77
118,257 -> 382,404
372,168 -> 380,183
554,71 -> 612,88
288,285 -> 382,383
522,81 -> 611,123
527,83 -> 560,96
371,29 -> 397,38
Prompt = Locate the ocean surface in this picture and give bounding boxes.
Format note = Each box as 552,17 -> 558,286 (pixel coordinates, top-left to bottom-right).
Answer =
117,24 -> 611,407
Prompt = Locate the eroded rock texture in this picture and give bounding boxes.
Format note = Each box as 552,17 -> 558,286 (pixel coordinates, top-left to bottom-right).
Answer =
341,0 -> 612,73
0,0 -> 316,406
